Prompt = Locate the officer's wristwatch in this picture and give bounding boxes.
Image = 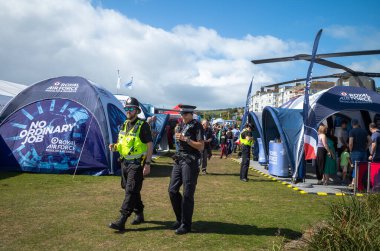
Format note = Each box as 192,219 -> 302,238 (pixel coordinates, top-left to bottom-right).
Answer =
145,161 -> 151,165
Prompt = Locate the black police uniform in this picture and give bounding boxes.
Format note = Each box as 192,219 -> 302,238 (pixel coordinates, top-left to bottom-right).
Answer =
240,129 -> 253,181
168,118 -> 204,232
119,119 -> 152,217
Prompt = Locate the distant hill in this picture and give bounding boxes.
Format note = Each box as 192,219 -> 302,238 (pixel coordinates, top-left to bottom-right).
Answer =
197,107 -> 244,121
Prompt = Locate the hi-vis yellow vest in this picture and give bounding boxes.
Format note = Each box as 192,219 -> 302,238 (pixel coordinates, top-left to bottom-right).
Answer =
117,120 -> 147,159
239,129 -> 253,146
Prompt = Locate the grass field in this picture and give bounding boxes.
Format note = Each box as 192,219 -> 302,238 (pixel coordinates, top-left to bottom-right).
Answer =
0,151 -> 339,250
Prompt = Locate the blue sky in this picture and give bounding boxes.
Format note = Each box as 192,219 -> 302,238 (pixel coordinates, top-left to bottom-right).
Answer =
99,0 -> 380,49
0,0 -> 379,109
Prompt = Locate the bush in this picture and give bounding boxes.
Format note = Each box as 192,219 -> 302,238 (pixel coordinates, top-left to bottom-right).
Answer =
305,194 -> 380,251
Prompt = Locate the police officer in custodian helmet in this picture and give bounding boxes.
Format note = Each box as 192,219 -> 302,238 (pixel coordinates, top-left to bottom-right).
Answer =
169,104 -> 204,235
108,97 -> 153,231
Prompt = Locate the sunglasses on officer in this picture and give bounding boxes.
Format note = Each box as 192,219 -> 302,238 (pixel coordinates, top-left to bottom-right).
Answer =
180,112 -> 192,116
124,106 -> 136,112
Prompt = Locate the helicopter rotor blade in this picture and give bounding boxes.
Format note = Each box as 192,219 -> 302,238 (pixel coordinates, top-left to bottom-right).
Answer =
261,71 -> 380,88
251,49 -> 380,64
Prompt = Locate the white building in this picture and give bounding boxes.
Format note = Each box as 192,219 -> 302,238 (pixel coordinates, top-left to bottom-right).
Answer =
251,81 -> 334,112
251,89 -> 278,112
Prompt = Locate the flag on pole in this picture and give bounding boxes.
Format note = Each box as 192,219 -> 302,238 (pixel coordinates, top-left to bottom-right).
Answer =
303,29 -> 323,160
240,76 -> 254,131
116,70 -> 121,90
294,29 -> 323,180
123,76 -> 133,89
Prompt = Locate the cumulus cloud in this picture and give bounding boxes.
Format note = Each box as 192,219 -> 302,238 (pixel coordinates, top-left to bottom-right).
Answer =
0,0 -> 378,109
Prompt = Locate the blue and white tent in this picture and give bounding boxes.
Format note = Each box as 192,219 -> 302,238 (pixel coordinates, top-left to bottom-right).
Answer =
247,111 -> 267,164
262,86 -> 380,180
0,76 -> 126,175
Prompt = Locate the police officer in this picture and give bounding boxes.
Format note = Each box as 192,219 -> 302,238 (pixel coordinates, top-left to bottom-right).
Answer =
240,123 -> 253,182
108,97 -> 153,231
168,105 -> 204,235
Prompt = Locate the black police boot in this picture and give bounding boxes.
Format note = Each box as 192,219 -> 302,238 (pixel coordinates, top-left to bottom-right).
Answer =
109,214 -> 128,231
170,221 -> 181,230
175,224 -> 190,235
131,212 -> 144,225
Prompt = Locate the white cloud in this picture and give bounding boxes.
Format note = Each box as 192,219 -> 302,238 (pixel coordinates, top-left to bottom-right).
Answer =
325,25 -> 380,51
0,0 -> 378,109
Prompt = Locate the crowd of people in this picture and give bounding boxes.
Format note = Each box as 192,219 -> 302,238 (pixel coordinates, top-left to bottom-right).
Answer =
315,118 -> 380,187
108,97 -> 380,236
174,120 -> 242,160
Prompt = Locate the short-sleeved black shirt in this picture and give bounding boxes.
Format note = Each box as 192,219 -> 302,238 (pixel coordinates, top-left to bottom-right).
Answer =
123,118 -> 153,144
178,119 -> 204,156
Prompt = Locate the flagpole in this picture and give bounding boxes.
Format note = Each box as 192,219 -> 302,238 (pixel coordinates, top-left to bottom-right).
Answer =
240,76 -> 254,131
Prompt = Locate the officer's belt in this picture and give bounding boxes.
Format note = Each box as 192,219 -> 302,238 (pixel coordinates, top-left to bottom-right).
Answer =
123,158 -> 143,165
173,152 -> 198,160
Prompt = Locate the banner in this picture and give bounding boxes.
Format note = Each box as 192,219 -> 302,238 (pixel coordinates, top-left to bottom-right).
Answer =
293,29 -> 323,180
240,77 -> 253,131
0,99 -> 96,172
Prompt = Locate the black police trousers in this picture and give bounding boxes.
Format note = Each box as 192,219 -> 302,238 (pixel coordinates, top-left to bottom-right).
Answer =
120,161 -> 144,216
240,145 -> 250,180
168,155 -> 200,229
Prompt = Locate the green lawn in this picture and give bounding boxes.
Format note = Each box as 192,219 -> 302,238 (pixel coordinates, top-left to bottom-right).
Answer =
0,152 -> 339,250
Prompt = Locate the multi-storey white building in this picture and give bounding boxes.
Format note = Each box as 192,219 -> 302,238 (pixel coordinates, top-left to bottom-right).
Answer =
251,89 -> 278,112
251,81 -> 334,112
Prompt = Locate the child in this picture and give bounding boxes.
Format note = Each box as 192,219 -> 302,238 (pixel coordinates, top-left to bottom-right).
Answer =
340,145 -> 352,184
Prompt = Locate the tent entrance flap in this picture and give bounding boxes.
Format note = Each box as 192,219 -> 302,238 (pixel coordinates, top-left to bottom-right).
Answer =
262,107 -> 303,174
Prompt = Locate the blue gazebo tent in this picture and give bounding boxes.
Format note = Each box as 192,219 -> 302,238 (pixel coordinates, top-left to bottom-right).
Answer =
0,76 -> 126,175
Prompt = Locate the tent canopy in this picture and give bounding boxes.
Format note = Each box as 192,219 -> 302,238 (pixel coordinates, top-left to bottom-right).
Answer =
212,118 -> 225,125
0,76 -> 126,175
0,80 -> 28,113
248,111 -> 267,163
261,86 -> 380,179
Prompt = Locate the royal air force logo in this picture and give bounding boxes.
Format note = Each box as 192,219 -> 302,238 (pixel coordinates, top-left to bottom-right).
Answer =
339,91 -> 372,103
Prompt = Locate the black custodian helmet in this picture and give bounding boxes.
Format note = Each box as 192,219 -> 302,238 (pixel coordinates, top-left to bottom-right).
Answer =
124,97 -> 141,113
246,123 -> 254,129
